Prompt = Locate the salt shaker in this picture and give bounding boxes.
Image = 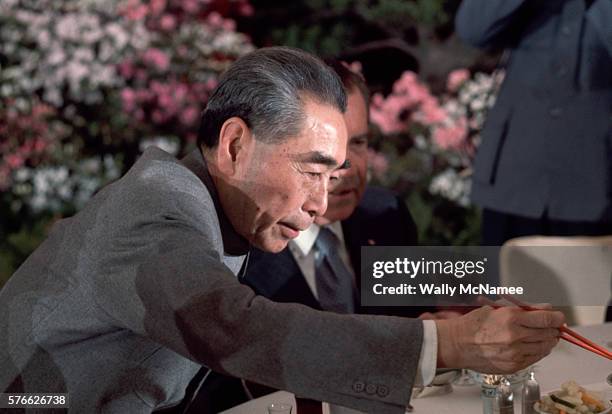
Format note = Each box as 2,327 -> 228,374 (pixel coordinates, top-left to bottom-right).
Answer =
481,376 -> 498,414
522,369 -> 540,414
495,377 -> 514,414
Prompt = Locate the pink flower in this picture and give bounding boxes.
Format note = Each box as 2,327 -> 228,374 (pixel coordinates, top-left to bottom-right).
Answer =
157,93 -> 178,117
432,117 -> 468,150
222,18 -> 236,31
207,12 -> 223,28
239,2 -> 254,16
392,71 -> 419,94
123,3 -> 148,21
370,97 -> 406,134
205,78 -> 218,91
33,139 -> 48,152
149,0 -> 167,15
121,88 -> 136,111
142,48 -> 170,71
447,69 -> 470,93
159,14 -> 176,31
180,106 -> 199,125
118,60 -> 135,78
415,97 -> 447,125
173,82 -> 188,102
5,154 -> 24,169
182,0 -> 199,13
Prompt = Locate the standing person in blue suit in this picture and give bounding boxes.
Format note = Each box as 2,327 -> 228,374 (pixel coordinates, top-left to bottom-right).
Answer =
455,0 -> 612,246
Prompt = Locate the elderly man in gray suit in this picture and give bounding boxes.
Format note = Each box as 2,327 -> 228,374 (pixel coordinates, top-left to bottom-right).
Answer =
0,47 -> 564,413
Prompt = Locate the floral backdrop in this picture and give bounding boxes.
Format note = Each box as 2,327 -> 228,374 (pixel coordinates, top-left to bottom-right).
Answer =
367,67 -> 502,244
0,0 -> 254,280
0,0 -> 499,284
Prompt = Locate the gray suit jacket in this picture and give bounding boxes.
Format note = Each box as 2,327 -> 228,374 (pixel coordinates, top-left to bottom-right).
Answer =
456,0 -> 612,221
0,147 -> 423,413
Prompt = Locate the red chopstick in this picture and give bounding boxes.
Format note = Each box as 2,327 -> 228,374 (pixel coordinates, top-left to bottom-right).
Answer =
498,294 -> 612,359
480,295 -> 612,360
559,332 -> 611,359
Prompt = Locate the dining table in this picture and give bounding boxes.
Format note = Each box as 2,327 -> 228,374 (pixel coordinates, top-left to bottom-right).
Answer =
220,322 -> 612,414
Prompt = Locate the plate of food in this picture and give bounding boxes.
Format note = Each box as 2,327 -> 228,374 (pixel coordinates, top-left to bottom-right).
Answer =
534,380 -> 611,414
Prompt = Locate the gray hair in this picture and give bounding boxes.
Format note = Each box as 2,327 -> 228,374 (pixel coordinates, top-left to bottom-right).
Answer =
198,47 -> 347,148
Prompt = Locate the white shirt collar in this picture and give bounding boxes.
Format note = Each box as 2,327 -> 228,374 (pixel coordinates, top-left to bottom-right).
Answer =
291,221 -> 345,257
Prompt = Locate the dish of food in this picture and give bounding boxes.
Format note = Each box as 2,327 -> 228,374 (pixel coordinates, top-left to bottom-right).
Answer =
534,381 -> 611,414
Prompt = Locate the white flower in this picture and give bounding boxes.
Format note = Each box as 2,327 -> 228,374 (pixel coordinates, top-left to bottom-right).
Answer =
55,15 -> 80,41
74,48 -> 95,63
106,23 -> 129,49
47,46 -> 66,66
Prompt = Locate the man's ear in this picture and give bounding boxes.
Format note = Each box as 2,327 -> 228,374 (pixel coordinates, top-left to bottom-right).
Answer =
215,117 -> 253,176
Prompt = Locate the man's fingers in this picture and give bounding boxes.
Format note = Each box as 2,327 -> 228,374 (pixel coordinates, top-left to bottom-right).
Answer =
516,310 -> 565,328
519,339 -> 558,357
520,328 -> 561,342
530,303 -> 553,310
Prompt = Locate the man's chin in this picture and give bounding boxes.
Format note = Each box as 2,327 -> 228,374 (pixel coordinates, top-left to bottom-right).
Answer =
251,238 -> 289,253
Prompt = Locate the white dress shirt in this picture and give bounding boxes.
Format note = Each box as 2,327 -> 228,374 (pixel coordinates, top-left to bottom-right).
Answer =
289,223 -> 437,387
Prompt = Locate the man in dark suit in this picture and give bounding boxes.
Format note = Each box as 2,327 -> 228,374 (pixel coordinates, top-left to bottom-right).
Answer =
455,0 -> 612,245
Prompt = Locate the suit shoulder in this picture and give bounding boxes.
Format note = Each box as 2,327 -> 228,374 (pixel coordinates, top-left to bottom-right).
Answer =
358,186 -> 404,214
84,147 -> 220,236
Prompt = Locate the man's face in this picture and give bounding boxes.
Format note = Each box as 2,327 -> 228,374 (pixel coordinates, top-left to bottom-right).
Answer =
227,98 -> 348,252
317,88 -> 368,224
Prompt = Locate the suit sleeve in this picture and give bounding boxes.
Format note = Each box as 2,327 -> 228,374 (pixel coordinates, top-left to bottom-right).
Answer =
455,0 -> 529,49
587,0 -> 612,58
93,219 -> 424,414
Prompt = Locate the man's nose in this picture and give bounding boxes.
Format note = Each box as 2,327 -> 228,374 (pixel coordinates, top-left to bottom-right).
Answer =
303,180 -> 328,217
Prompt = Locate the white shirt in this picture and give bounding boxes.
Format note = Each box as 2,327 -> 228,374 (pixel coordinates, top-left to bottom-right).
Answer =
289,223 -> 437,387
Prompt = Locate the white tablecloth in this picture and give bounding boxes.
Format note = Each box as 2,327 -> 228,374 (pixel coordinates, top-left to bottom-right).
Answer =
220,323 -> 612,414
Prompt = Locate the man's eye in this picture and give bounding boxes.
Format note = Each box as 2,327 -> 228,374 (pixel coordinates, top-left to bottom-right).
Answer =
306,172 -> 322,178
350,137 -> 368,147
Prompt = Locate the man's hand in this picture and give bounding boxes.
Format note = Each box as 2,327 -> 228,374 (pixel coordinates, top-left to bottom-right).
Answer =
435,306 -> 565,374
418,311 -> 463,320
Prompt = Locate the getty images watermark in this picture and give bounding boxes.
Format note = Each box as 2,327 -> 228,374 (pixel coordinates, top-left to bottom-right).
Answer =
360,246 -> 611,307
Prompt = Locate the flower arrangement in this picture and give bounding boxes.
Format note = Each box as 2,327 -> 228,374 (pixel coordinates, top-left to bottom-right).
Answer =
368,68 -> 503,243
0,0 -> 255,281
0,0 -> 254,213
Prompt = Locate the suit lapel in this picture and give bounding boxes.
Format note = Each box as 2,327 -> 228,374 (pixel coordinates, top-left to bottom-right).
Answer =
243,248 -> 321,310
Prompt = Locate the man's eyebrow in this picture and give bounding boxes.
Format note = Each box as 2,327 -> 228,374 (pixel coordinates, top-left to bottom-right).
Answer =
292,151 -> 339,167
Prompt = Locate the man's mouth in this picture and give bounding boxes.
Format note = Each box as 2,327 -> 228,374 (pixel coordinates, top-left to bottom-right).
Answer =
278,222 -> 308,239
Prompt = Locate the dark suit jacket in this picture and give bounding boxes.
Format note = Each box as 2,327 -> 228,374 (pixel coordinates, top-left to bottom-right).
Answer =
456,0 -> 612,222
243,186 -> 421,317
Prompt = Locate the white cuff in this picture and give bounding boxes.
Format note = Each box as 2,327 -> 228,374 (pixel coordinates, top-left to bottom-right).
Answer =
414,320 -> 437,386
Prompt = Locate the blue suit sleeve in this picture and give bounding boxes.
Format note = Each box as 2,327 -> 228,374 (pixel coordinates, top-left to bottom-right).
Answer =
455,0 -> 529,49
587,0 -> 612,58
